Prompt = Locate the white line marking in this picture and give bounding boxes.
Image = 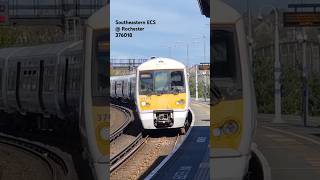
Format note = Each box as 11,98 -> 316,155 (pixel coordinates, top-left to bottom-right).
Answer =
263,126 -> 320,146
172,166 -> 192,179
196,137 -> 206,143
144,109 -> 195,180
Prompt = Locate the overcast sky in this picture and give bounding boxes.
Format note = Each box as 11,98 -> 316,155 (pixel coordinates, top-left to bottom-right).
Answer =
110,0 -> 210,66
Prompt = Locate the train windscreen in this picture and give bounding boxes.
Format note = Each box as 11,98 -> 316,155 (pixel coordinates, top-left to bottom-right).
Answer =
139,70 -> 185,95
211,27 -> 242,101
92,29 -> 109,104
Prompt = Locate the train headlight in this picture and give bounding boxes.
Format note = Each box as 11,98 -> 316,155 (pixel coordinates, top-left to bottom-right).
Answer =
141,101 -> 150,106
222,120 -> 239,135
176,99 -> 185,105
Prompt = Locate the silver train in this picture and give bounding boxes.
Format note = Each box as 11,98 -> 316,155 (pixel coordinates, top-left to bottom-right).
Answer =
0,41 -> 82,118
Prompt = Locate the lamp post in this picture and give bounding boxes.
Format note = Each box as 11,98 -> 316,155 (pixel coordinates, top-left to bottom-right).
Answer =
161,44 -> 174,58
297,30 -> 308,127
175,41 -> 190,67
258,5 -> 283,123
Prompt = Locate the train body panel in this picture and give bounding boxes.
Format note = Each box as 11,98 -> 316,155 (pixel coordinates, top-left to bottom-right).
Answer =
211,0 -> 256,179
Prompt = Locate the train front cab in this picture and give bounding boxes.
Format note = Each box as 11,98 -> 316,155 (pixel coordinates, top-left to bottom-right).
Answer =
136,58 -> 190,131
211,0 -> 256,179
81,5 -> 108,180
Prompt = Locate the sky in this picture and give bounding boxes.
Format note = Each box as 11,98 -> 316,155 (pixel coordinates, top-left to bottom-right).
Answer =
110,0 -> 210,66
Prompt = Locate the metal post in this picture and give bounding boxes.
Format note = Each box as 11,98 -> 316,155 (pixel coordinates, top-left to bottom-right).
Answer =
302,28 -> 308,127
187,44 -> 189,67
203,74 -> 207,102
196,65 -> 199,101
203,35 -> 206,62
272,8 -> 283,123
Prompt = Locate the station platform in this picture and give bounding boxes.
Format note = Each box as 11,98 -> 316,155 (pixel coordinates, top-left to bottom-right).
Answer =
255,115 -> 320,180
149,102 -> 210,180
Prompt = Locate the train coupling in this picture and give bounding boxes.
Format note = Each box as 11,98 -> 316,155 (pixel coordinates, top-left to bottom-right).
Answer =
153,110 -> 174,128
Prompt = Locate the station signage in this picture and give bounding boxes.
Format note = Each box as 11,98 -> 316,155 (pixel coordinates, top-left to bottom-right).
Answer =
198,64 -> 210,71
283,12 -> 320,27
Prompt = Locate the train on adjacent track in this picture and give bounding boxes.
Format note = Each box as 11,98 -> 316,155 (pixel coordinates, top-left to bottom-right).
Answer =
110,57 -> 191,134
0,4 -> 108,180
210,0 -> 257,179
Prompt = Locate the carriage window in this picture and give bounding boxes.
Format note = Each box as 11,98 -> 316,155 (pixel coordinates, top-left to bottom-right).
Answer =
92,29 -> 108,98
212,29 -> 237,78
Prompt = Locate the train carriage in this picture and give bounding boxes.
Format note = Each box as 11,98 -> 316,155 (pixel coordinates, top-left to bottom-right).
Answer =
211,0 -> 257,179
0,4 -> 108,180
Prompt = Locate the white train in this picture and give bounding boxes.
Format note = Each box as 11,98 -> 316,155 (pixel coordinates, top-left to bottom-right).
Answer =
110,58 -> 191,134
210,0 -> 257,179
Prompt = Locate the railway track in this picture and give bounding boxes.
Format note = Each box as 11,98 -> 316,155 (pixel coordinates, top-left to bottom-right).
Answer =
110,104 -> 134,142
110,133 -> 148,172
110,105 -> 192,179
110,132 -> 181,180
0,134 -> 70,180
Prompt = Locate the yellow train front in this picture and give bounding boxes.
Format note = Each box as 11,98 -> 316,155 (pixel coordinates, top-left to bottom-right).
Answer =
211,0 -> 257,179
136,58 -> 190,133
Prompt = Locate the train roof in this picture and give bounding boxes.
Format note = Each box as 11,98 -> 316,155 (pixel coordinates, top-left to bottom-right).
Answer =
212,0 -> 241,24
0,41 -> 82,59
87,4 -> 109,29
137,57 -> 186,71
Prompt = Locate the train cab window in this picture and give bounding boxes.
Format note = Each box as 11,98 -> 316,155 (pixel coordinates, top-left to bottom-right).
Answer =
212,29 -> 237,78
139,73 -> 153,94
92,29 -> 108,100
212,26 -> 242,100
154,71 -> 170,92
170,71 -> 185,92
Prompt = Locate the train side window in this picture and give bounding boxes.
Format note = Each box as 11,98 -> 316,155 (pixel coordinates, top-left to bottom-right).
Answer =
8,68 -> 15,91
